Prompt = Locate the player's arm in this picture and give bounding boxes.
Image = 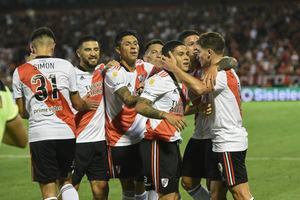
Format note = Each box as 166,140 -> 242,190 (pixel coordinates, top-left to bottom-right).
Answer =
2,115 -> 28,148
70,91 -> 98,111
115,86 -> 139,108
162,52 -> 214,95
15,97 -> 29,119
202,56 -> 238,86
218,56 -> 238,70
135,97 -> 186,131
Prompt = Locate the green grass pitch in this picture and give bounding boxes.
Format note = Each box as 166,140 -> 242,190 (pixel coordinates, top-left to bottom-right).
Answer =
0,101 -> 299,199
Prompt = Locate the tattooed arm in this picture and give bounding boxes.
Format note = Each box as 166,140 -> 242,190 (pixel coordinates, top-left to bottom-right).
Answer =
217,56 -> 238,71
135,97 -> 186,131
115,86 -> 139,108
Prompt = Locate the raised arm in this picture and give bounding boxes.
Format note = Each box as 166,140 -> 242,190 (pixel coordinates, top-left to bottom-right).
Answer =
162,52 -> 214,96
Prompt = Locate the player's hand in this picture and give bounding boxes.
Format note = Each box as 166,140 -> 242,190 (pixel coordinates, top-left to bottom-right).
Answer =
202,65 -> 217,88
136,82 -> 144,96
106,60 -> 120,68
198,103 -> 212,116
85,99 -> 99,111
163,113 -> 187,131
161,51 -> 178,72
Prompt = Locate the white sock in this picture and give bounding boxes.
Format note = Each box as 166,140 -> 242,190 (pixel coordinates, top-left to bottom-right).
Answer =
250,197 -> 255,200
188,184 -> 210,200
44,198 -> 58,200
135,191 -> 147,200
147,190 -> 159,200
60,183 -> 79,200
122,190 -> 135,200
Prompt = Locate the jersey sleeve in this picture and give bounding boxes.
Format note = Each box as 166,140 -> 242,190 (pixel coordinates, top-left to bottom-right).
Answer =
68,64 -> 78,92
143,61 -> 155,79
214,70 -> 227,93
141,76 -> 173,102
104,68 -> 127,93
12,69 -> 23,99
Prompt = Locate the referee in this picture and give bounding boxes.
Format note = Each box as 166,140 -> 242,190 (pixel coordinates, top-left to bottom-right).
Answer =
0,80 -> 27,148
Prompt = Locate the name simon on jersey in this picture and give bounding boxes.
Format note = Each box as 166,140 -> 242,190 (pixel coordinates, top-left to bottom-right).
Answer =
34,62 -> 55,70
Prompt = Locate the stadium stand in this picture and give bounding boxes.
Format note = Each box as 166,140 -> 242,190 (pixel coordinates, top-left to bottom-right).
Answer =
0,1 -> 299,87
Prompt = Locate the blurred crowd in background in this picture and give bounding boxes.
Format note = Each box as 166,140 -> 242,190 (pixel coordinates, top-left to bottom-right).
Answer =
0,1 -> 299,87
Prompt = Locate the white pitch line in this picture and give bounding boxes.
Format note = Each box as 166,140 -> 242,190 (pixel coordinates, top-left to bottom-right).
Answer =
0,155 -> 300,161
247,157 -> 300,161
0,155 -> 29,158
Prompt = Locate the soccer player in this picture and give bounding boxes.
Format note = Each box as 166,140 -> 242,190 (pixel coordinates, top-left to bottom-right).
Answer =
0,80 -> 27,148
12,27 -> 97,200
104,30 -> 154,200
135,40 -> 189,200
163,32 -> 254,200
143,39 -> 164,67
142,38 -> 165,200
72,35 -> 109,200
178,30 -> 238,200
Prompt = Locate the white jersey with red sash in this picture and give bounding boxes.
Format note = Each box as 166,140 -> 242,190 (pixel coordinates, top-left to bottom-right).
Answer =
104,59 -> 154,146
75,64 -> 106,143
212,69 -> 248,152
12,57 -> 77,142
141,70 -> 188,142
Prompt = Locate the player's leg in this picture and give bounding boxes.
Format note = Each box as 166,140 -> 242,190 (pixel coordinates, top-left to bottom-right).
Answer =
134,177 -> 147,200
206,140 -> 227,200
56,139 -> 79,200
210,180 -> 227,200
181,139 -> 210,200
139,139 -> 157,200
30,140 -> 60,199
157,140 -> 181,200
39,182 -> 58,199
90,180 -> 109,200
109,144 -> 144,200
229,182 -> 252,200
87,141 -> 110,200
72,142 -> 92,190
217,151 -> 253,200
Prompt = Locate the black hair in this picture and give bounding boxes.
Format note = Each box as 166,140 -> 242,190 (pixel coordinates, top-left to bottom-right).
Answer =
30,27 -> 55,42
144,39 -> 164,53
162,40 -> 185,57
76,35 -> 98,50
115,30 -> 138,47
177,30 -> 199,42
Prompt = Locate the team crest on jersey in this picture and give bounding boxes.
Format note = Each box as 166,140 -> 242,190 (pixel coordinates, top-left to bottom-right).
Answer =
80,75 -> 85,80
161,178 -> 169,188
137,74 -> 146,82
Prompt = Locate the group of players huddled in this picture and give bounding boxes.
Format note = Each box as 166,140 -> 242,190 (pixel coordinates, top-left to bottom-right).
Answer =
12,27 -> 254,200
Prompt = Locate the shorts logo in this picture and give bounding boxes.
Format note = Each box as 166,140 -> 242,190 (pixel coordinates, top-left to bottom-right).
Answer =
161,178 -> 169,188
115,165 -> 121,175
218,162 -> 223,173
